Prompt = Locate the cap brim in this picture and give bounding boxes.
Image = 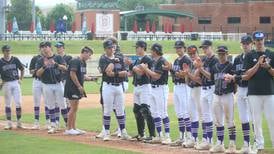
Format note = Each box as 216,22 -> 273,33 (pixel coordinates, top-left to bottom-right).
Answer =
199,45 -> 208,48
174,45 -> 183,48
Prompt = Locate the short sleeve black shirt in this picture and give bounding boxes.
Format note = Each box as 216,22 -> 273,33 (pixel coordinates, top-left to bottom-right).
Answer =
29,54 -> 42,78
0,56 -> 24,82
151,57 -> 169,85
131,55 -> 153,86
65,57 -> 86,89
171,55 -> 192,83
232,53 -> 248,87
201,55 -> 219,86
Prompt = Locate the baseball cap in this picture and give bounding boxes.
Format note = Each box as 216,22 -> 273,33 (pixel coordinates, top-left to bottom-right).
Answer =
252,31 -> 265,40
103,39 -> 114,49
134,40 -> 147,48
199,40 -> 212,48
151,43 -> 162,53
174,40 -> 185,48
187,45 -> 198,54
240,35 -> 253,44
216,45 -> 228,53
40,41 -> 52,48
55,41 -> 65,48
2,45 -> 11,51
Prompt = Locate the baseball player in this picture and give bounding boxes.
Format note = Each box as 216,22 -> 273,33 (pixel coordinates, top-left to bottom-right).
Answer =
0,45 -> 24,130
232,35 -> 253,153
35,41 -> 67,134
64,46 -> 95,135
194,40 -> 218,150
241,31 -> 274,152
126,40 -> 155,141
29,42 -> 49,129
208,46 -> 237,153
98,39 -> 131,141
55,41 -> 71,128
185,45 -> 202,147
169,41 -> 193,147
139,43 -> 171,144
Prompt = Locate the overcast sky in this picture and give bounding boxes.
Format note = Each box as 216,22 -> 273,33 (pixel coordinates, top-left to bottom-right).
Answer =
35,0 -> 76,8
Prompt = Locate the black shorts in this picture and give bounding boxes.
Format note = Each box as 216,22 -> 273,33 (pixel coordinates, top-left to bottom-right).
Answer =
64,87 -> 82,100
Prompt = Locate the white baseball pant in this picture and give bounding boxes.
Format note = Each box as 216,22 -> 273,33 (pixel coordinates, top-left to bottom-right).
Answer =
3,80 -> 22,108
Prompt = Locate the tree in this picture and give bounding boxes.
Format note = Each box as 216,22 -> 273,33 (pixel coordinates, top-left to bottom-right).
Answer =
118,0 -> 170,31
7,0 -> 32,30
46,4 -> 75,31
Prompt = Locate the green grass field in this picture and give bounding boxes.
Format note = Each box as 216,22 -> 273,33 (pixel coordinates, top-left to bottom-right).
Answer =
0,131 -> 138,154
0,40 -> 273,55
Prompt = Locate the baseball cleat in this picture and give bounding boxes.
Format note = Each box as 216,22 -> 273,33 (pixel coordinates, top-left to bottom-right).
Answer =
16,121 -> 25,129
64,129 -> 81,135
184,138 -> 195,148
31,121 -> 40,130
239,144 -> 252,154
210,143 -> 225,153
162,137 -> 172,145
130,135 -> 145,141
121,129 -> 132,140
95,130 -> 105,138
4,121 -> 12,130
142,136 -> 153,142
75,128 -> 86,135
48,127 -> 57,134
103,133 -> 111,141
170,138 -> 184,146
146,136 -> 162,144
225,142 -> 237,154
195,140 -> 211,150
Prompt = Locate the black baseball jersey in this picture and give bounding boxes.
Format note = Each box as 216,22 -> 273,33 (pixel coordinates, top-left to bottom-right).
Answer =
201,55 -> 219,86
151,56 -> 169,85
188,62 -> 201,88
211,61 -> 234,95
115,48 -> 129,82
61,54 -> 72,81
99,54 -> 126,84
29,54 -> 43,78
64,57 -> 86,100
130,55 -> 153,86
171,55 -> 192,84
36,54 -> 66,84
0,56 -> 24,82
232,53 -> 248,87
243,49 -> 274,95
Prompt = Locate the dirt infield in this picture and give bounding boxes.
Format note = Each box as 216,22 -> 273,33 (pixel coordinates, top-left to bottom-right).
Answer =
0,93 -> 175,115
0,121 -> 208,154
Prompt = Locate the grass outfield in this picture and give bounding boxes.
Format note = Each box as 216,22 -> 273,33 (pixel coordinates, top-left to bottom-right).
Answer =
0,131 -> 138,154
1,105 -> 273,150
0,40 -> 273,55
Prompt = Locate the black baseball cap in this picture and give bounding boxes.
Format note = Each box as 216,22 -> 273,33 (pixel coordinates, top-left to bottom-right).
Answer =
174,40 -> 185,48
252,31 -> 265,40
55,41 -> 65,48
216,45 -> 228,53
199,40 -> 212,48
241,35 -> 253,44
187,45 -> 198,54
134,40 -> 147,48
151,43 -> 162,54
40,41 -> 52,47
103,39 -> 114,49
2,45 -> 11,51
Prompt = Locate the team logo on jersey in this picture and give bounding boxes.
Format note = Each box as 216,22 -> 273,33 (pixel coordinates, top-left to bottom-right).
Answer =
253,58 -> 257,62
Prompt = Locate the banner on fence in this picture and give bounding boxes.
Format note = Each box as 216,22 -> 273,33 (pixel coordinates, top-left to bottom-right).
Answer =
96,13 -> 113,36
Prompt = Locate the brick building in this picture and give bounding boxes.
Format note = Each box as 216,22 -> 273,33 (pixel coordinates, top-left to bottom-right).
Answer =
160,0 -> 274,39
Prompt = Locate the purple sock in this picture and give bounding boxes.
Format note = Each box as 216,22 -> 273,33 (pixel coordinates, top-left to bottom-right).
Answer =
16,107 -> 22,120
34,107 -> 40,120
228,126 -> 236,141
117,115 -> 125,130
55,107 -> 60,122
103,116 -> 111,130
206,122 -> 213,142
242,123 -> 250,144
45,107 -> 49,120
217,126 -> 224,143
61,109 -> 68,123
5,107 -> 11,120
154,117 -> 162,134
178,118 -> 185,136
191,121 -> 199,141
162,117 -> 170,133
184,117 -> 191,132
202,122 -> 207,139
49,109 -> 56,123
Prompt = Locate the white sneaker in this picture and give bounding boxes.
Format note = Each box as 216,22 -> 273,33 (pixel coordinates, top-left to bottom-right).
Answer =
239,143 -> 252,154
170,138 -> 184,146
16,121 -> 24,129
225,141 -> 237,154
184,138 -> 195,148
46,120 -> 51,130
48,126 -> 57,134
95,130 -> 105,138
4,121 -> 12,130
148,136 -> 163,144
103,132 -> 111,141
195,140 -> 211,150
55,122 -> 60,130
162,137 -> 172,145
210,143 -> 225,153
64,129 -> 81,135
121,129 -> 131,140
31,121 -> 40,130
75,128 -> 86,135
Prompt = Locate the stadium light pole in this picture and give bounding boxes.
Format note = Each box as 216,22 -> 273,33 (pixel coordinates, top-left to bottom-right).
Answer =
0,0 -> 7,35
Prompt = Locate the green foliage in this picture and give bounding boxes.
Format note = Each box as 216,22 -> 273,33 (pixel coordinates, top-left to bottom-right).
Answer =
35,6 -> 46,30
45,4 -> 75,30
8,0 -> 32,30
